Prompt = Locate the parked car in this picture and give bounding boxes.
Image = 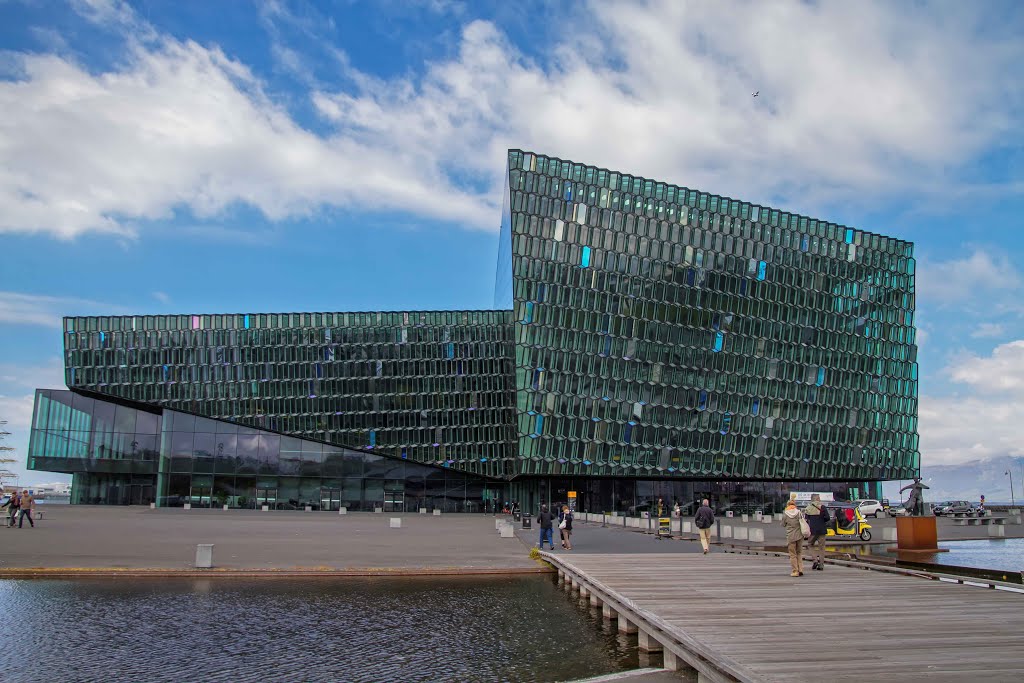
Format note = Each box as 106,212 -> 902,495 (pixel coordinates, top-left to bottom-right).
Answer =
888,503 -> 910,517
933,500 -> 969,516
854,499 -> 884,518
945,501 -> 982,517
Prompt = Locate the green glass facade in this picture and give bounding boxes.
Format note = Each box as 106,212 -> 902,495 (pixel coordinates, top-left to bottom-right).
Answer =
504,149 -> 918,482
60,310 -> 516,478
27,149 -> 918,512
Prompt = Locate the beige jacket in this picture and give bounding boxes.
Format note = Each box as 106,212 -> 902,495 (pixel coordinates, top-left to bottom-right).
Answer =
20,494 -> 34,510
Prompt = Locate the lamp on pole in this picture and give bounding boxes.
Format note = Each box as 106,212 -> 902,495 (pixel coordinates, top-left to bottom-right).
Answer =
1007,471 -> 1016,507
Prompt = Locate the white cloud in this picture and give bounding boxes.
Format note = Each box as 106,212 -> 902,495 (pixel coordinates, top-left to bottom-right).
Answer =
152,291 -> 170,304
970,323 -> 1006,339
948,341 -> 1024,394
0,291 -> 125,327
916,248 -> 1022,305
919,340 -> 1024,466
1,1 -> 1022,239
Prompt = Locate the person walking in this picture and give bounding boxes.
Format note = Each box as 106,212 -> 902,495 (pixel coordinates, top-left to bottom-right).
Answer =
781,499 -> 805,576
694,498 -> 715,554
3,491 -> 20,528
18,491 -> 35,529
804,494 -> 831,571
537,504 -> 556,551
558,505 -> 574,550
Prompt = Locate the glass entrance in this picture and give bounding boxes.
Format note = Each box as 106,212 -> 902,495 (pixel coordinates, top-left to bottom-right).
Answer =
320,488 -> 341,511
384,492 -> 404,512
255,487 -> 278,509
189,486 -> 212,508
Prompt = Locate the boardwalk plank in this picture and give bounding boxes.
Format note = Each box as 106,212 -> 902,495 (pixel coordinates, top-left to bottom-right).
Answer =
544,553 -> 1024,683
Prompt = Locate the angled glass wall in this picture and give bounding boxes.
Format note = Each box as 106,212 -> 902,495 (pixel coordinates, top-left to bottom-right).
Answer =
61,310 -> 517,478
505,149 -> 919,481
28,390 -> 503,511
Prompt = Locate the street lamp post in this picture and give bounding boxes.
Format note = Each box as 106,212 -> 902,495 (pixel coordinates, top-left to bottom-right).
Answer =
1007,471 -> 1016,507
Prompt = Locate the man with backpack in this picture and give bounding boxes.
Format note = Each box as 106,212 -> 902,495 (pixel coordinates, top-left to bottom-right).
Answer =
694,499 -> 715,554
536,504 -> 557,551
804,494 -> 831,571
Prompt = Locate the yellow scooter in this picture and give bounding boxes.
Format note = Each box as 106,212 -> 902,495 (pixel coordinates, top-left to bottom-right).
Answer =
823,502 -> 872,542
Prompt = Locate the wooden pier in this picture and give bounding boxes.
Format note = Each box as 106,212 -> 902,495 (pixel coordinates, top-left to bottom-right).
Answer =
544,551 -> 1024,683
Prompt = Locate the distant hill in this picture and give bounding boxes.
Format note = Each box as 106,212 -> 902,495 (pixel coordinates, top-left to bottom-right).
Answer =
883,455 -> 1024,505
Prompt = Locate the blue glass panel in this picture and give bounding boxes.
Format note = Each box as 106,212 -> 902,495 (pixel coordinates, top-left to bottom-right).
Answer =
757,261 -> 767,281
524,302 -> 534,323
369,430 -> 376,447
624,421 -> 635,443
800,235 -> 809,252
446,342 -> 454,359
698,391 -> 708,411
816,367 -> 826,386
713,332 -> 724,352
244,314 -> 250,329
751,399 -> 760,416
564,182 -> 572,200
535,414 -> 544,435
845,228 -> 854,243
720,412 -> 732,435
581,246 -> 592,268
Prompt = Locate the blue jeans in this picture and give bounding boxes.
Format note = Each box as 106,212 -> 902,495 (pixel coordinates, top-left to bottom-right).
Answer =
538,527 -> 554,549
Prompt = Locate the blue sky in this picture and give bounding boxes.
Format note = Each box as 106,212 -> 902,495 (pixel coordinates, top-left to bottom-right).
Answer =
1,0 -> 1023,497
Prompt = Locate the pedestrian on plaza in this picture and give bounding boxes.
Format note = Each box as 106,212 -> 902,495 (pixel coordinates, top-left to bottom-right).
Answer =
782,499 -> 805,577
673,502 -> 681,518
657,497 -> 664,517
804,494 -> 831,571
3,491 -> 20,528
558,505 -> 574,550
694,498 -> 715,555
537,504 -> 556,551
18,491 -> 35,529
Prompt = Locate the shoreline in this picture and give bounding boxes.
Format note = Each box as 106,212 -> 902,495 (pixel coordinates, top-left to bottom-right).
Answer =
0,565 -> 555,579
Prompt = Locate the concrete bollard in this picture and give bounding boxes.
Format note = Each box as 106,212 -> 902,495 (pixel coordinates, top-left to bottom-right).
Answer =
734,526 -> 749,541
184,503 -> 191,510
223,504 -> 229,511
195,544 -> 214,568
149,502 -> 156,510
749,528 -> 765,543
763,516 -> 773,524
1010,515 -> 1022,525
338,507 -> 347,515
988,525 -> 1006,537
261,505 -> 269,512
726,511 -> 734,518
774,513 -> 784,522
433,509 -> 441,516
419,508 -> 427,514
682,521 -> 692,533
741,514 -> 749,523
390,517 -> 402,529
499,523 -> 514,538
883,528 -> 898,541
496,519 -> 504,530
304,506 -> 312,513
720,525 -> 733,538
754,511 -> 763,522
374,507 -> 383,514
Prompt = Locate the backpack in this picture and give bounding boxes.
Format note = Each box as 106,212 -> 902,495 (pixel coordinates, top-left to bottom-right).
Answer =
798,514 -> 811,539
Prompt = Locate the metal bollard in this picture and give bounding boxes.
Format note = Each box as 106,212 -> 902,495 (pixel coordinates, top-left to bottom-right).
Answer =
195,544 -> 214,569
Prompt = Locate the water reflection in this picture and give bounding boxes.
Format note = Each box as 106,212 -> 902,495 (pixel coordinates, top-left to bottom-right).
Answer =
834,538 -> 1024,573
0,576 -> 640,683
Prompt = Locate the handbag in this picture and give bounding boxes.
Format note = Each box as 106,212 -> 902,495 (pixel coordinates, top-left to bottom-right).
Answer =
558,518 -> 567,529
798,515 -> 811,539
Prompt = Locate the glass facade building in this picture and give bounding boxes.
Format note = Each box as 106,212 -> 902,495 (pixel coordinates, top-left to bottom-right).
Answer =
27,150 -> 918,514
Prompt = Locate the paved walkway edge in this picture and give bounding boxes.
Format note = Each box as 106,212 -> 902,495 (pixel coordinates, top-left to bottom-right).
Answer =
0,566 -> 555,579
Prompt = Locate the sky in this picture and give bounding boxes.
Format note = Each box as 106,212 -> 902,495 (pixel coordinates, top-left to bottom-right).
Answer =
0,0 -> 1022,497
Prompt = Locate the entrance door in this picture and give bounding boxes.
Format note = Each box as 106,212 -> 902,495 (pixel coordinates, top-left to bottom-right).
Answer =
384,492 -> 404,512
190,486 -> 212,508
320,488 -> 341,511
255,487 -> 278,509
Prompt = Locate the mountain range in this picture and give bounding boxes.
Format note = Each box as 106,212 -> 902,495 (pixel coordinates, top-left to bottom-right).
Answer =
883,455 -> 1024,505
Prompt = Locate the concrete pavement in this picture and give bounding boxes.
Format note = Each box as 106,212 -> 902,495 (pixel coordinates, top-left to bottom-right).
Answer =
0,507 -> 541,573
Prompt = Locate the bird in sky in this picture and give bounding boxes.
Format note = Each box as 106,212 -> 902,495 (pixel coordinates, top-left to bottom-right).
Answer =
752,91 -> 759,97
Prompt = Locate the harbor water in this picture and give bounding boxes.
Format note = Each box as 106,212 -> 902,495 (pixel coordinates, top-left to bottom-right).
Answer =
0,575 -> 640,683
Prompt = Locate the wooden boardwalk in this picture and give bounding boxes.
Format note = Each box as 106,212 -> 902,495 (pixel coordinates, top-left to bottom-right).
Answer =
543,551 -> 1024,683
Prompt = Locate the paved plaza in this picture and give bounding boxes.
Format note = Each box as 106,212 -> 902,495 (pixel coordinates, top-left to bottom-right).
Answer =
0,507 -> 539,572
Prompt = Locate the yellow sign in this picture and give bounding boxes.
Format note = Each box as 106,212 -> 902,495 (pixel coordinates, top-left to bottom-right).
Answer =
568,491 -> 577,498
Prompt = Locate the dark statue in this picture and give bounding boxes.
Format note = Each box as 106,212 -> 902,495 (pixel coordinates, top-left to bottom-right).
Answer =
900,477 -> 930,516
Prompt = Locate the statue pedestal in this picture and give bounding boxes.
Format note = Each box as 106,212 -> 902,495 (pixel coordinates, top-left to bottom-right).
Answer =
894,516 -> 939,552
